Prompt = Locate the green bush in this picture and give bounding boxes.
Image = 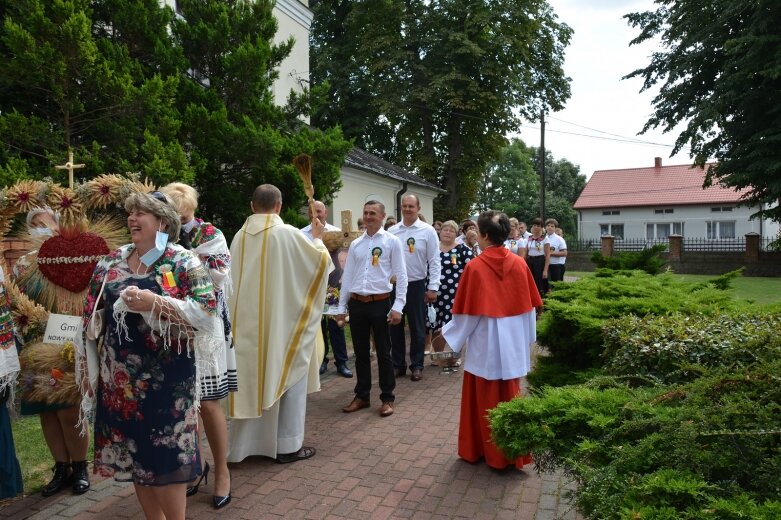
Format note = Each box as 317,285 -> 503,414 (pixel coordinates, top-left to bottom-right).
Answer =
525,356 -> 602,391
536,270 -> 744,371
603,312 -> 781,383
490,361 -> 781,519
591,244 -> 668,274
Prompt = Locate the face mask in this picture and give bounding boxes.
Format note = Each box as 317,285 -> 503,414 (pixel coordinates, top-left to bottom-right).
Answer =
140,225 -> 169,266
426,304 -> 437,329
182,218 -> 197,233
30,227 -> 54,237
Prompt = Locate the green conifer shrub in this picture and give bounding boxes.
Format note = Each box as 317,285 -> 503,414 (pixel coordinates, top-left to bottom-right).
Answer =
536,270 -> 744,372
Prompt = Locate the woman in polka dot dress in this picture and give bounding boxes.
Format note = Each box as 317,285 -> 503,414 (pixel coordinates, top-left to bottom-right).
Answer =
432,221 -> 474,333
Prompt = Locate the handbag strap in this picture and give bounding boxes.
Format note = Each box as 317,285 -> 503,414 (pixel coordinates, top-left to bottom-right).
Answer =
92,273 -> 108,316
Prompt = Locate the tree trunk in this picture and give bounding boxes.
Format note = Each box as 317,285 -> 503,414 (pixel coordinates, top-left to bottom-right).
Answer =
442,113 -> 465,217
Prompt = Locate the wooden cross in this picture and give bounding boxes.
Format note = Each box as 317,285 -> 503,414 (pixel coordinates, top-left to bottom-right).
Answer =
322,210 -> 363,253
54,149 -> 85,188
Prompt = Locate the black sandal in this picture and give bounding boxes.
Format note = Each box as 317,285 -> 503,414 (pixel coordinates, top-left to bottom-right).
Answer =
275,446 -> 316,464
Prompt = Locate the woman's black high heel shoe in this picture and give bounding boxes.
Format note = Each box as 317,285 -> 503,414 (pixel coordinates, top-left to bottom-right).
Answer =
212,471 -> 231,509
186,461 -> 209,497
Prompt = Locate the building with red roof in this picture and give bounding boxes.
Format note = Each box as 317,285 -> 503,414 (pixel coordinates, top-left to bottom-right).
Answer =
573,158 -> 779,241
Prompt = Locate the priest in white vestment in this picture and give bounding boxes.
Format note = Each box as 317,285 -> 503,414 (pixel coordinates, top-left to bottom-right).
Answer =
226,184 -> 332,463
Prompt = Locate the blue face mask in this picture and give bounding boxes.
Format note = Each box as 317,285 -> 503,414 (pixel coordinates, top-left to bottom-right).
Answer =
140,225 -> 169,266
30,227 -> 54,237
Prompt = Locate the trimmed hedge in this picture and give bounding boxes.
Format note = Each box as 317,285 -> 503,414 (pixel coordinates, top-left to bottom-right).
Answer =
536,269 -> 745,371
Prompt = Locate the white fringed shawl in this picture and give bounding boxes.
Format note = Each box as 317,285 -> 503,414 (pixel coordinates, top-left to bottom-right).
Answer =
75,244 -> 221,433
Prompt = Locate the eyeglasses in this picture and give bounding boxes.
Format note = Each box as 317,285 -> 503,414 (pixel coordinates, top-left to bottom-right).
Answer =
149,191 -> 168,204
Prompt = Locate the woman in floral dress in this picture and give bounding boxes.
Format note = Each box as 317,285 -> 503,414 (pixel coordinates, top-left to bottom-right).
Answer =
77,192 -> 219,520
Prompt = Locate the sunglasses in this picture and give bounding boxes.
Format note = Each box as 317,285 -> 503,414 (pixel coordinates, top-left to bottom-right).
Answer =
149,191 -> 168,204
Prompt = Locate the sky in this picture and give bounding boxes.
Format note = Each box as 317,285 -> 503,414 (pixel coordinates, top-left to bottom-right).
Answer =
514,0 -> 693,179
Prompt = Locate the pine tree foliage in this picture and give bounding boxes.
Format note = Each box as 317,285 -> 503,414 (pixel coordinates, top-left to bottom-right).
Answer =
0,0 -> 351,234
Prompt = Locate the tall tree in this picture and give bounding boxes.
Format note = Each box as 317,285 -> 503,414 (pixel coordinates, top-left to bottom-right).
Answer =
477,138 -> 585,236
311,0 -> 572,220
0,0 -> 188,186
172,0 -> 349,232
625,0 -> 781,222
0,0 -> 351,234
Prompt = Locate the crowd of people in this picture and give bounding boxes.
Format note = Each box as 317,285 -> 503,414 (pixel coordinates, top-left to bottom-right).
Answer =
1,184 -> 567,519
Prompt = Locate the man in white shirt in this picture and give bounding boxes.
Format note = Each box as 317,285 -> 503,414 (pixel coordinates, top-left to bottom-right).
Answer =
336,201 -> 408,417
388,194 -> 441,382
545,218 -> 568,283
301,201 -> 352,378
518,221 -> 532,240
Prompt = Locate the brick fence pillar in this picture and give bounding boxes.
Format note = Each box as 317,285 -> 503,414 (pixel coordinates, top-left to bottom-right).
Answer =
745,232 -> 760,263
668,234 -> 683,261
2,237 -> 32,273
600,235 -> 615,257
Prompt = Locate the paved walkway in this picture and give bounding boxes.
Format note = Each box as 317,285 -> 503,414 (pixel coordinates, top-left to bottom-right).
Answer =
2,359 -> 581,520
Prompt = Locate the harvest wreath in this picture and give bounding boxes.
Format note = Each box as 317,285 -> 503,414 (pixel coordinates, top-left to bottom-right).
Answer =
1,174 -> 156,406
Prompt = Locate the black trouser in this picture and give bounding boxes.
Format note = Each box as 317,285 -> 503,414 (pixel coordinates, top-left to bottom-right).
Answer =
390,279 -> 427,372
348,298 -> 395,403
321,317 -> 348,366
527,255 -> 549,296
549,264 -> 566,283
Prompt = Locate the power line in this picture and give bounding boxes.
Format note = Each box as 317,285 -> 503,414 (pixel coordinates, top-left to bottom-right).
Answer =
547,115 -> 693,151
519,124 -> 682,149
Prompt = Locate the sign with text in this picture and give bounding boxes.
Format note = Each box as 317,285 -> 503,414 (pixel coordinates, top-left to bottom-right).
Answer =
44,314 -> 82,345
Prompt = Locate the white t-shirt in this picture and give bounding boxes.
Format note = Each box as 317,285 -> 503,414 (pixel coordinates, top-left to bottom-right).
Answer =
547,234 -> 567,265
503,237 -> 527,255
526,235 -> 549,257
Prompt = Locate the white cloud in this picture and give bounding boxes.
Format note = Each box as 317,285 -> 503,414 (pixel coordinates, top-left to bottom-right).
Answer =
514,0 -> 692,178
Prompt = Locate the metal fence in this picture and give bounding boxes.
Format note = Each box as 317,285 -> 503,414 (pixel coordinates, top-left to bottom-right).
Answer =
566,236 -> 780,253
682,238 -> 745,252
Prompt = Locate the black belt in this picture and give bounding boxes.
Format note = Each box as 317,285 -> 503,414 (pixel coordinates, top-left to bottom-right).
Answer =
351,292 -> 391,303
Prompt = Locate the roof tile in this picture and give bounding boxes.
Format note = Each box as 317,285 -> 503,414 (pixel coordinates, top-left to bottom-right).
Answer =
573,163 -> 749,209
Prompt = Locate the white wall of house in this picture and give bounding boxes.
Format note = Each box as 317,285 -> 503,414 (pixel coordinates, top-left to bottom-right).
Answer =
329,168 -> 439,228
578,204 -> 780,241
272,0 -> 311,116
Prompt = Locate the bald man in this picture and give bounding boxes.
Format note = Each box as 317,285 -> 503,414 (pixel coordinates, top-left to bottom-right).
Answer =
301,201 -> 352,378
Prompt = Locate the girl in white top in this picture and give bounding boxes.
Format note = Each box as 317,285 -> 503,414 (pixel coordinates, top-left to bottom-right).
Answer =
525,218 -> 550,296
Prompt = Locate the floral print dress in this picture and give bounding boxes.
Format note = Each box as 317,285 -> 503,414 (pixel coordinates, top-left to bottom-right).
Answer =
86,245 -> 216,485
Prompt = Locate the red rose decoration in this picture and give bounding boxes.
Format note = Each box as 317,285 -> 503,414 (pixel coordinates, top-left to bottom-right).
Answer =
37,232 -> 110,292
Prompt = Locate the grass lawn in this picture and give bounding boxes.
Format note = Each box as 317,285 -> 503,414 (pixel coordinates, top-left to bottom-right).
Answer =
10,414 -> 94,496
566,270 -> 781,306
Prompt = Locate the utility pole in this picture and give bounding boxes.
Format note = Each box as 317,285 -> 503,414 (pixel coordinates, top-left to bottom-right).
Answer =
539,107 -> 546,220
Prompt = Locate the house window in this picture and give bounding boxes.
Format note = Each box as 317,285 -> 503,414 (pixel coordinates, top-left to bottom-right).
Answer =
600,224 -> 624,239
602,210 -> 620,216
654,208 -> 674,214
707,221 -> 736,239
710,206 -> 733,212
646,222 -> 684,239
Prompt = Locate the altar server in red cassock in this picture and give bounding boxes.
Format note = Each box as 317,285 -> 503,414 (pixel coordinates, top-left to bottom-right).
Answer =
442,210 -> 542,470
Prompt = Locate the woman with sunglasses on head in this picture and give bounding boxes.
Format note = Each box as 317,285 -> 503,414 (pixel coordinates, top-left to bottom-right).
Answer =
76,191 -> 220,520
161,182 -> 234,509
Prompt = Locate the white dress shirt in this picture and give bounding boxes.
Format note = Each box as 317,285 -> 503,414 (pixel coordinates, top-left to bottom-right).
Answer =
337,228 -> 408,314
300,222 -> 340,242
388,219 -> 441,291
547,233 -> 567,265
